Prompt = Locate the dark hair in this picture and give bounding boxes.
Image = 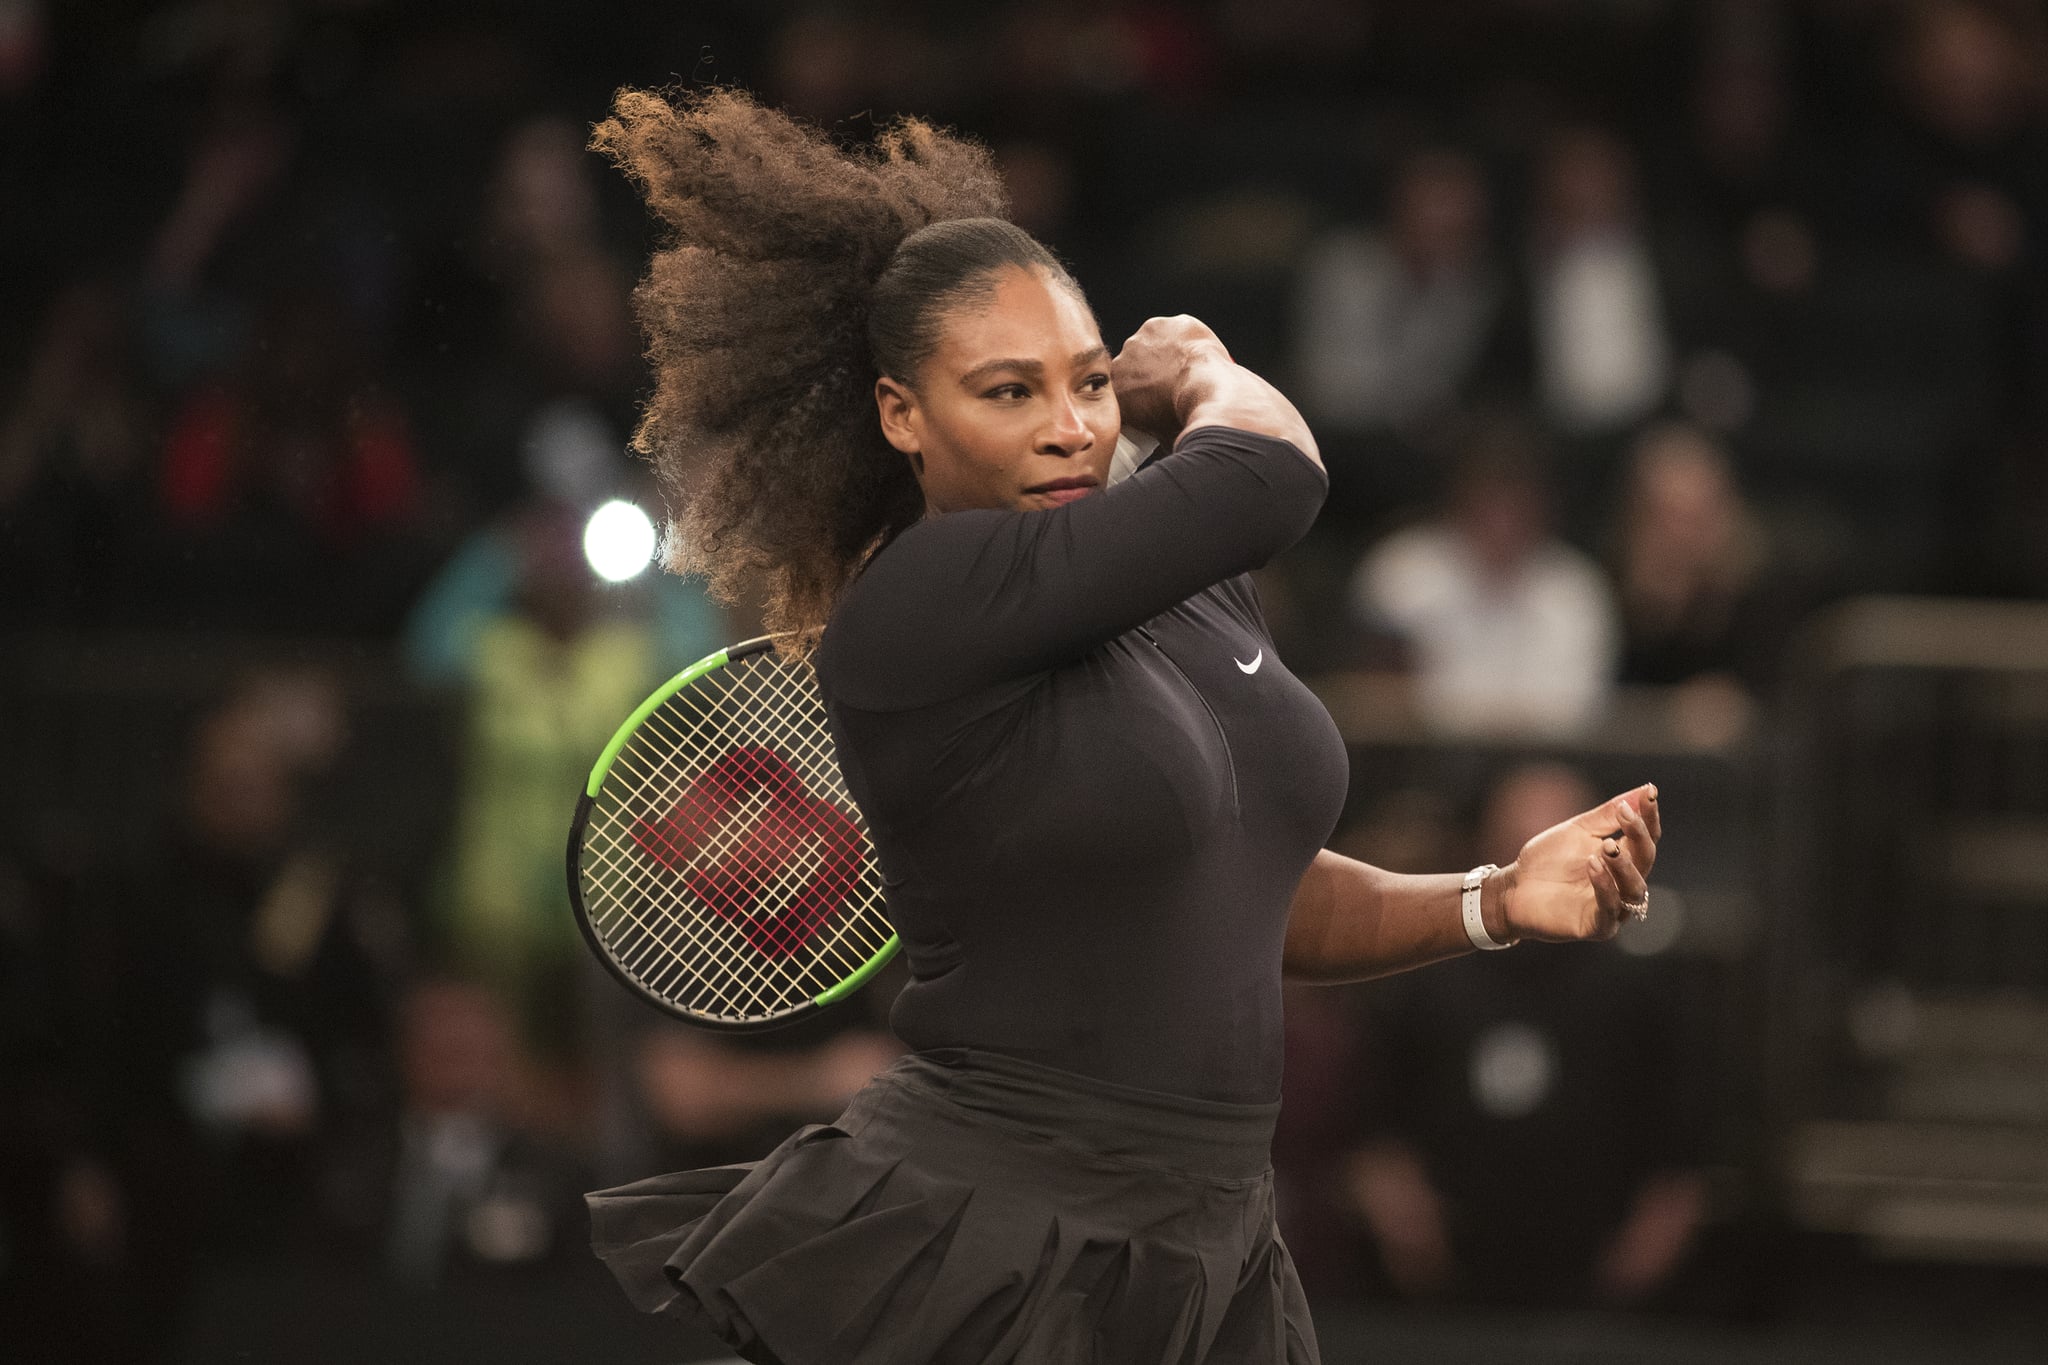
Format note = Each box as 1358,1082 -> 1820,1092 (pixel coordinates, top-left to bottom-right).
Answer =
589,87 -> 1080,637
869,217 -> 1079,383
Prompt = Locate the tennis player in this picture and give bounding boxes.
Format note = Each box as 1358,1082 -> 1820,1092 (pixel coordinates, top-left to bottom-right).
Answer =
585,89 -> 1661,1365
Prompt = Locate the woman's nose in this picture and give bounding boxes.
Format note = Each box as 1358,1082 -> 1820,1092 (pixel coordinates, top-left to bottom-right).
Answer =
1039,394 -> 1094,455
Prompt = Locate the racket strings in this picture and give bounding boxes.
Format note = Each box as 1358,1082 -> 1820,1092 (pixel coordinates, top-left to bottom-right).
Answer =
591,713 -> 835,1008
634,745 -> 858,955
588,771 -> 831,1013
581,812 -> 796,1016
577,650 -> 889,1023
585,769 -> 888,994
628,661 -> 877,959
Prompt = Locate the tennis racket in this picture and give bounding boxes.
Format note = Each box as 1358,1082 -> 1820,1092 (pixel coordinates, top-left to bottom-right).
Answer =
567,635 -> 893,1030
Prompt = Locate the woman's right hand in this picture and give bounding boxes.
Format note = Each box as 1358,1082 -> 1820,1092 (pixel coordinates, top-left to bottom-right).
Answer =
1112,315 -> 1320,463
1110,315 -> 1233,440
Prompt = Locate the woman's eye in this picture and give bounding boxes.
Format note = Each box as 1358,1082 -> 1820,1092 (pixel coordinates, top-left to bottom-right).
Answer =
1082,373 -> 1111,393
984,383 -> 1029,401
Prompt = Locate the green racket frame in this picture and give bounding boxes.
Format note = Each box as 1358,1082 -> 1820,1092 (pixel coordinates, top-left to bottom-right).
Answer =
566,635 -> 899,1031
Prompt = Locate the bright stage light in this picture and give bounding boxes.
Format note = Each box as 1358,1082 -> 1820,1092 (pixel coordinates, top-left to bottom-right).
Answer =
583,499 -> 657,582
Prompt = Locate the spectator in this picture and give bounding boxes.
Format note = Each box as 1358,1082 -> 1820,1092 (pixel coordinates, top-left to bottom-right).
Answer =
1649,28 -> 1833,386
482,115 -> 611,272
1889,0 -> 2048,276
81,669 -> 407,1347
1270,786 -> 1466,1296
159,280 -> 418,539
484,114 -> 643,416
1294,147 -> 1506,440
367,981 -> 587,1288
1610,423 -> 1809,741
0,839 -> 138,1362
1349,419 -> 1620,737
1886,0 -> 2048,445
408,113 -> 645,514
404,492 -> 724,1076
0,276 -> 156,629
1526,126 -> 1673,441
1346,763 -> 1711,1311
993,138 -> 1078,245
1291,147 -> 1509,524
139,96 -> 297,391
154,276 -> 432,630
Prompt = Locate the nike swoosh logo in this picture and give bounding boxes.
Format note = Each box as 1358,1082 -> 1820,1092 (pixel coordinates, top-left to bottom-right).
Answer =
1235,650 -> 1263,675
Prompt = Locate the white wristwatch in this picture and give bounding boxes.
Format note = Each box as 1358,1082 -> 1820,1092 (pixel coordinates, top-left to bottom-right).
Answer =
1462,864 -> 1512,951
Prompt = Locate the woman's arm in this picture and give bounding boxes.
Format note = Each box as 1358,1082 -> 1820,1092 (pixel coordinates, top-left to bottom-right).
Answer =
821,432 -> 1323,712
1284,784 -> 1662,982
1282,853 -> 1500,983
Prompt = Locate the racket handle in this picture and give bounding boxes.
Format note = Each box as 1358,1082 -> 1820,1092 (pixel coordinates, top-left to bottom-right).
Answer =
1109,428 -> 1162,485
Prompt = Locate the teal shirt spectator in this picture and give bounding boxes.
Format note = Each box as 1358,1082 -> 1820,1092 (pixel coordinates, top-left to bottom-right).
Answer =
403,527 -> 726,688
401,518 -> 727,1053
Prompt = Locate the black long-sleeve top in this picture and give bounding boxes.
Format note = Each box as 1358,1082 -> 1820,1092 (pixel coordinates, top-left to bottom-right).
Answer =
815,427 -> 1348,1103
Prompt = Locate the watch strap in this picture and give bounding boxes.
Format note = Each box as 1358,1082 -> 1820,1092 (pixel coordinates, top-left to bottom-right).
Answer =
1462,863 -> 1511,951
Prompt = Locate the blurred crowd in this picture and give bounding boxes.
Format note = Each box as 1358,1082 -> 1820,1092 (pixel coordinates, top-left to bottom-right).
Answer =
3,0 -> 2045,1358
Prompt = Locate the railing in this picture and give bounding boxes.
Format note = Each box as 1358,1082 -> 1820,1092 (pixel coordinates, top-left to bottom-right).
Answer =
1768,597 -> 2048,1264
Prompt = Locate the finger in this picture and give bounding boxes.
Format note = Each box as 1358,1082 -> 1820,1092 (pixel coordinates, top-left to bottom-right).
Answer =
1605,839 -> 1648,903
1587,850 -> 1623,937
1570,783 -> 1658,841
1617,797 -> 1657,879
1640,783 -> 1661,842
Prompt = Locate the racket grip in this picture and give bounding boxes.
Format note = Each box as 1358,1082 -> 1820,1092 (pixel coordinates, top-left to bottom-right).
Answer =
1109,428 -> 1162,485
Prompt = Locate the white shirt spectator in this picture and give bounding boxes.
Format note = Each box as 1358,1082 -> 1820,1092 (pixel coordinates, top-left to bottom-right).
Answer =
1294,228 -> 1503,433
1291,149 -> 1503,437
1533,231 -> 1670,434
1525,127 -> 1671,435
1352,523 -> 1620,737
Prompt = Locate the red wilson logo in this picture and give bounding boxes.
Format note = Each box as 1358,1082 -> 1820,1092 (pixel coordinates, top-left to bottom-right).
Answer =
632,746 -> 864,958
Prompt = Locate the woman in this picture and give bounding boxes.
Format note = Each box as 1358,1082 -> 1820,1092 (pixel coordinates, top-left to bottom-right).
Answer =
585,89 -> 1660,1365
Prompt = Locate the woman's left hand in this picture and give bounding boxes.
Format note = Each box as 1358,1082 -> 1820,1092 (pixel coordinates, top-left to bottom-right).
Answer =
1498,783 -> 1661,943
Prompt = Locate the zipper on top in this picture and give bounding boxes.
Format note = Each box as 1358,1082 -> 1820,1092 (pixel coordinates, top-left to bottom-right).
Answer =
1138,625 -> 1240,816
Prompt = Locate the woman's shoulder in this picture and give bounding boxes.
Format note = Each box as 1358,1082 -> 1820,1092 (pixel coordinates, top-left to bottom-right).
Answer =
814,513 -> 998,702
826,512 -> 996,627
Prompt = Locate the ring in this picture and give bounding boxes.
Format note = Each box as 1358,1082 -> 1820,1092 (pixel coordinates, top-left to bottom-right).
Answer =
1620,895 -> 1649,922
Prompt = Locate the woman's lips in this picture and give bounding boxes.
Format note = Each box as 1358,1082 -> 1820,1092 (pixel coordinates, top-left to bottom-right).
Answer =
1026,477 -> 1099,506
1036,485 -> 1097,505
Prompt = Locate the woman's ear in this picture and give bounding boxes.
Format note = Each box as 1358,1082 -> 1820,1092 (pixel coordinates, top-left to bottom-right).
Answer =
874,376 -> 922,473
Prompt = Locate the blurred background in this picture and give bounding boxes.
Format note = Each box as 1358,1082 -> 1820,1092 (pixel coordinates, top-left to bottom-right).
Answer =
3,1 -> 2047,1361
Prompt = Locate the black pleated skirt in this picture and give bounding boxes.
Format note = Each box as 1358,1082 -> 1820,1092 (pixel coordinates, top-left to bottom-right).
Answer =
587,1048 -> 1321,1365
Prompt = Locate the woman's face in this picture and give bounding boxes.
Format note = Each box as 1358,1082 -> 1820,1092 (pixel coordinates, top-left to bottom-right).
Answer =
875,265 -> 1120,515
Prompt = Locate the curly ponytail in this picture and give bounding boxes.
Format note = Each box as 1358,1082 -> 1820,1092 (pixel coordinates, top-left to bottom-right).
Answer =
590,87 -> 1077,637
